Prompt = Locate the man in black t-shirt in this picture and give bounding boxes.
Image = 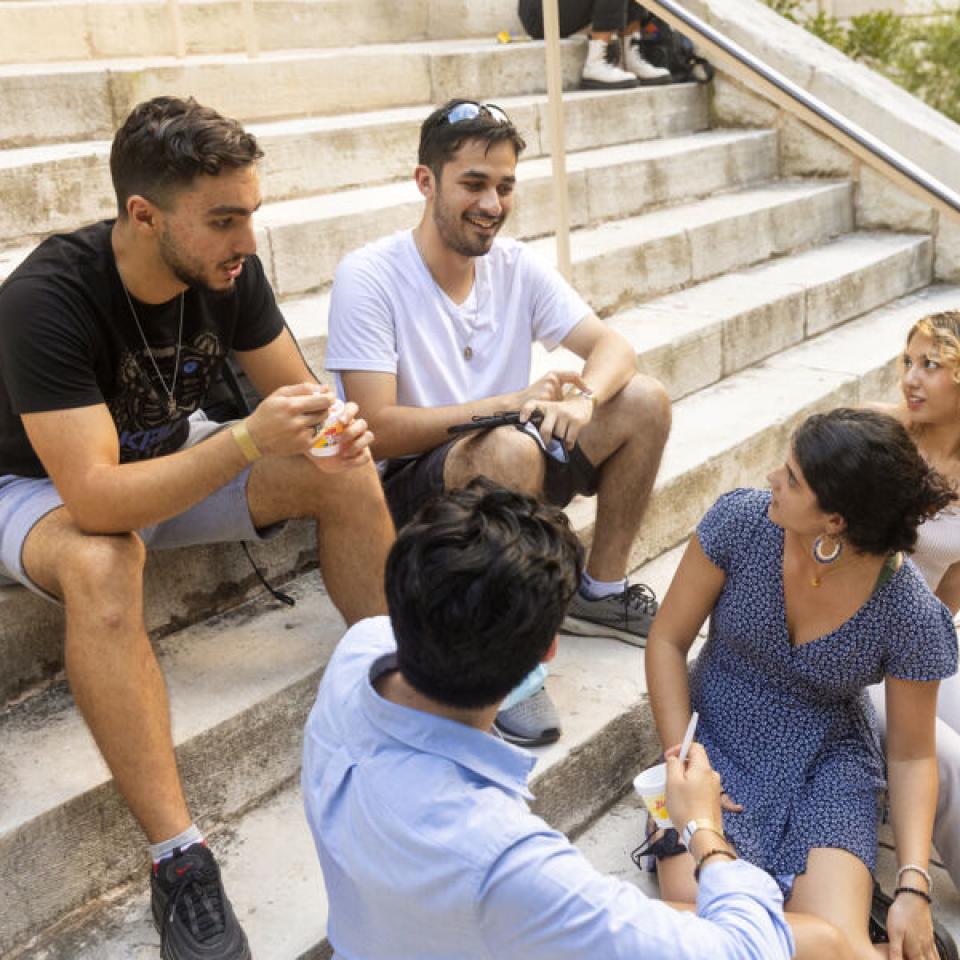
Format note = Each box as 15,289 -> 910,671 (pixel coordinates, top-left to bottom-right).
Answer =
0,97 -> 394,960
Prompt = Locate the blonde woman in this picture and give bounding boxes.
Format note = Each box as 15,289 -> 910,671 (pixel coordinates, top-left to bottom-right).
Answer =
868,310 -> 960,889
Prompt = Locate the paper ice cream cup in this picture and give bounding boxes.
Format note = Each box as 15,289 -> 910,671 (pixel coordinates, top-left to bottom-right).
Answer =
633,762 -> 672,828
309,399 -> 345,458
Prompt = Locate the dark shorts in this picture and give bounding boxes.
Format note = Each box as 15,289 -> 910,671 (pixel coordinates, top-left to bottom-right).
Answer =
380,425 -> 600,530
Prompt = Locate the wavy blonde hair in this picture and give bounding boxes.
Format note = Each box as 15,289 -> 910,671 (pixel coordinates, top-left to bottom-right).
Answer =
907,311 -> 960,385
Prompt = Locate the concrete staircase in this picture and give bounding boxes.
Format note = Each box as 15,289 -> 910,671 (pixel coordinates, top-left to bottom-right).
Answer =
2,0 -> 959,956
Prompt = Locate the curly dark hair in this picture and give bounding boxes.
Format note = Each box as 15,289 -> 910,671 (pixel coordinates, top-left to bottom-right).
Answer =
418,99 -> 526,179
386,477 -> 583,709
110,96 -> 263,216
793,408 -> 956,555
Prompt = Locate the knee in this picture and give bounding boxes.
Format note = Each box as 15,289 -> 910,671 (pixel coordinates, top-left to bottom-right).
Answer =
606,374 -> 671,447
60,531 -> 146,621
813,921 -> 853,960
794,916 -> 855,960
457,426 -> 544,492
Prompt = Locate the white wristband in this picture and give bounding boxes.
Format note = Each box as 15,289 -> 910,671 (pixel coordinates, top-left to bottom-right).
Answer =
896,863 -> 932,892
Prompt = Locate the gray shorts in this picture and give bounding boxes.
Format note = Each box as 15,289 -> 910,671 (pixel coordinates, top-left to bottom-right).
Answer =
0,412 -> 283,602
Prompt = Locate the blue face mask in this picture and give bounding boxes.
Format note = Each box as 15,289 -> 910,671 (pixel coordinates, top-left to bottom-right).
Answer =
499,663 -> 549,713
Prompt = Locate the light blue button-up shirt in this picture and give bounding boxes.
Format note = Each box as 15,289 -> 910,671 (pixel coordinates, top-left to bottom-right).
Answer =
302,618 -> 795,960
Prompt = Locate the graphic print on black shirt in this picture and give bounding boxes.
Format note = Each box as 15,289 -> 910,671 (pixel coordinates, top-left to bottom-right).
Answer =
111,330 -> 224,460
0,220 -> 285,478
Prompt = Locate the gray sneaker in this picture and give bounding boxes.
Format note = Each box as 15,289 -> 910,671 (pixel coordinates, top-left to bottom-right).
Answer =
494,687 -> 562,747
562,582 -> 659,646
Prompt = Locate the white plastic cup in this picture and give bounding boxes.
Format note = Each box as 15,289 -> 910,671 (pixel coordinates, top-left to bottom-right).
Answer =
308,399 -> 345,458
633,762 -> 672,828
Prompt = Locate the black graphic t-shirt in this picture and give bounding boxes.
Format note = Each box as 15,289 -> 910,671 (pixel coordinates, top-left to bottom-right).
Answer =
0,220 -> 284,478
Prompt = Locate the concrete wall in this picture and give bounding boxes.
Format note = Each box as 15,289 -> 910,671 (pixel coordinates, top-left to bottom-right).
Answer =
682,0 -> 960,195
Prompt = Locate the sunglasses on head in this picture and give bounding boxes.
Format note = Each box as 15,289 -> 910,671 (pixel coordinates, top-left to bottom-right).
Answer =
440,101 -> 511,126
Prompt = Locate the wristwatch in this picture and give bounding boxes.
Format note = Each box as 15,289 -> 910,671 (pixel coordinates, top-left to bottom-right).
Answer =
682,819 -> 726,847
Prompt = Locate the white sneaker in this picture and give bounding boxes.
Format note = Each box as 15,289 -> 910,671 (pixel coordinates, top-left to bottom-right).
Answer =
624,34 -> 673,84
581,37 -> 638,90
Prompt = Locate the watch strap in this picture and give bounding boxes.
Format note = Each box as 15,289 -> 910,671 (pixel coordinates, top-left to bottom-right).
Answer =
682,818 -> 725,847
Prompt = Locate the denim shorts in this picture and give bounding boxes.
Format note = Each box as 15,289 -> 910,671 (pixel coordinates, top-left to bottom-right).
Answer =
0,413 -> 283,602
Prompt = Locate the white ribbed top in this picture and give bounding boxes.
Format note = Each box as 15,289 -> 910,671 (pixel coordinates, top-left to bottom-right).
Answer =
913,508 -> 960,590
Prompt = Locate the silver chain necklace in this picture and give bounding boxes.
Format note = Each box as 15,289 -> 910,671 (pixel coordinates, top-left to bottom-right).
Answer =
120,281 -> 185,418
413,231 -> 480,361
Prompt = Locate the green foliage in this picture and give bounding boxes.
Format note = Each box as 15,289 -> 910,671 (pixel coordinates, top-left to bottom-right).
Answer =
894,7 -> 960,122
763,1 -> 960,124
845,11 -> 907,62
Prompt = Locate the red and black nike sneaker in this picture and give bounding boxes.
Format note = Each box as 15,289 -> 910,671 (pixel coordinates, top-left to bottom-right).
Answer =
151,844 -> 251,960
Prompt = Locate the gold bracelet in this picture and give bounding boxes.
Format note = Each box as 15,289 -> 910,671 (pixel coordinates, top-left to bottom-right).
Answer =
231,420 -> 262,463
693,848 -> 736,882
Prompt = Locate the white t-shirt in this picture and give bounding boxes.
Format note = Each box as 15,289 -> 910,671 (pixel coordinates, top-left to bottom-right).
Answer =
325,230 -> 591,408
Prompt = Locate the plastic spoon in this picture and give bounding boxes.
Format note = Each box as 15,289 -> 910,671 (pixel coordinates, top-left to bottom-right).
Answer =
678,711 -> 699,764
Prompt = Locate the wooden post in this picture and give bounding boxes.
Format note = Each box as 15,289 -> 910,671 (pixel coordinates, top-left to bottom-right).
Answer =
166,0 -> 186,58
241,0 -> 259,58
541,0 -> 572,280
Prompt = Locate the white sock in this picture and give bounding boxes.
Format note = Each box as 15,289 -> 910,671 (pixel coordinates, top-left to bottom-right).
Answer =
581,572 -> 627,600
150,824 -> 204,865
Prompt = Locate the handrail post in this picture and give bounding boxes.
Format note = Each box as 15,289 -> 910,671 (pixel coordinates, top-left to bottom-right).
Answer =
541,0 -> 572,280
167,0 -> 186,58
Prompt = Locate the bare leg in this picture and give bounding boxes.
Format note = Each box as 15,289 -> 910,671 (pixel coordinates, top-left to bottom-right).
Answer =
660,859 -> 858,958
787,848 -> 884,960
578,373 -> 671,580
443,425 -> 545,494
23,509 -> 191,842
246,455 -> 394,626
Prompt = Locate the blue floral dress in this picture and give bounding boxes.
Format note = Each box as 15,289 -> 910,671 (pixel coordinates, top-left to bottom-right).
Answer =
691,488 -> 958,885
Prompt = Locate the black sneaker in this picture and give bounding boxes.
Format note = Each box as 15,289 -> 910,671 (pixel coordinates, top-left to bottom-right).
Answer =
151,844 -> 252,960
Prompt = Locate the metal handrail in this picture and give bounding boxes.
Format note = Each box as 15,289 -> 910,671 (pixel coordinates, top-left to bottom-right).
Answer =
643,0 -> 960,222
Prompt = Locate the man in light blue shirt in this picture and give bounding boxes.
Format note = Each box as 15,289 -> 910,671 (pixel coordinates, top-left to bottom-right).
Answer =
302,480 -> 850,959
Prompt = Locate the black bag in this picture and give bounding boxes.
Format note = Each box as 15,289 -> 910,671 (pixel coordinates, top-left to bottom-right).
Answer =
637,13 -> 714,84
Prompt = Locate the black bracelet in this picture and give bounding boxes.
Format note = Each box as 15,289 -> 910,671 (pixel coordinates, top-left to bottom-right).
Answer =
894,885 -> 932,904
693,848 -> 736,882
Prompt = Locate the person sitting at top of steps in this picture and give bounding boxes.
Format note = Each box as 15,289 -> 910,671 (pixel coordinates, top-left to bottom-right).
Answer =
517,0 -> 673,89
325,98 -> 671,749
302,478 -> 854,960
0,96 -> 394,960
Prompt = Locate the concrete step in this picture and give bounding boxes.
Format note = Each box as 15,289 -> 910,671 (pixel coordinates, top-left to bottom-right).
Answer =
5,542 -> 690,960
258,129 -> 783,300
0,229 -> 932,705
0,0 -> 522,64
0,36 -> 586,148
533,229 -> 933,402
0,129 -> 782,299
0,572 -> 344,956
4,283 -> 958,955
566,281 -> 960,572
0,84 -> 711,247
527,178 -> 855,318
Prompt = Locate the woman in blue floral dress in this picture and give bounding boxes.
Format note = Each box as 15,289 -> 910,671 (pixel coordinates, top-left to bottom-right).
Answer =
647,409 -> 958,960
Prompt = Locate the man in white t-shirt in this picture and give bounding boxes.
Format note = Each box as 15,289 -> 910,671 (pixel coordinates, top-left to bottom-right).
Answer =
326,99 -> 671,745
